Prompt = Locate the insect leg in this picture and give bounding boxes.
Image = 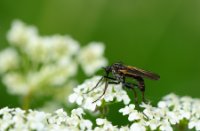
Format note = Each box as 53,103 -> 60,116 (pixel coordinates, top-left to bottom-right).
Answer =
134,76 -> 146,102
92,78 -> 109,103
104,76 -> 117,81
108,81 -> 120,84
84,76 -> 104,94
123,82 -> 138,104
134,77 -> 145,91
132,88 -> 138,104
142,92 -> 146,102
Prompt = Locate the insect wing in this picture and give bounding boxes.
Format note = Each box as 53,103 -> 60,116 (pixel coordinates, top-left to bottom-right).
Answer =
119,65 -> 160,80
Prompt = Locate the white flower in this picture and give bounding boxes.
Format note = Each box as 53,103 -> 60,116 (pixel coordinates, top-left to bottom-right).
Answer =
68,87 -> 84,105
2,62 -> 78,95
162,93 -> 180,108
7,20 -> 38,46
67,108 -> 93,130
27,110 -> 48,130
179,110 -> 191,120
119,104 -> 142,121
48,109 -> 67,125
119,104 -> 135,115
141,103 -> 154,119
83,97 -> 101,111
118,94 -> 200,130
49,58 -> 78,86
69,76 -> 130,111
128,111 -> 142,121
96,118 -> 105,125
158,101 -> 167,108
189,118 -> 200,130
50,35 -> 80,60
146,119 -> 160,130
1,20 -> 108,105
95,118 -> 117,131
24,36 -> 50,63
12,108 -> 26,126
114,84 -> 130,104
1,93 -> 200,131
78,42 -> 107,76
24,35 -> 78,63
80,119 -> 93,130
130,123 -> 146,131
51,109 -> 68,125
159,120 -> 173,131
0,107 -> 93,130
2,73 -> 29,95
71,108 -> 84,118
0,48 -> 19,73
119,126 -> 130,131
55,108 -> 68,117
166,111 -> 180,125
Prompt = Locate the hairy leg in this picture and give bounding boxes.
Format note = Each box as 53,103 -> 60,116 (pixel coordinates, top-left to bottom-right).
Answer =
123,82 -> 138,104
85,75 -> 117,94
134,76 -> 147,103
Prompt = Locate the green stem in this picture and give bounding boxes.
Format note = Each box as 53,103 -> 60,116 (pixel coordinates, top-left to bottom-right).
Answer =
178,119 -> 188,131
22,91 -> 32,110
179,124 -> 186,131
99,100 -> 109,118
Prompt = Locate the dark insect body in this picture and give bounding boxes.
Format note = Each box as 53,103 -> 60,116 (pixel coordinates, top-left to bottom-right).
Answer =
87,62 -> 160,103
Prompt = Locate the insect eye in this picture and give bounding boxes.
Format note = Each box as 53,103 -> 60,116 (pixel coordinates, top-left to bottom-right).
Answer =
102,66 -> 111,72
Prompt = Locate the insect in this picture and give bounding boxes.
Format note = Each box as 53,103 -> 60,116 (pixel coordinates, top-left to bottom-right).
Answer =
86,62 -> 160,103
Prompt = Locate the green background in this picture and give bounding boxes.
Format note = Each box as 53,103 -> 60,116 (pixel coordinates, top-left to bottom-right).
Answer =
0,0 -> 200,120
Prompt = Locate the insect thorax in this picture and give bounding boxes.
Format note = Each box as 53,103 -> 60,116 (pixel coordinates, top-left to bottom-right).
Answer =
112,69 -> 123,82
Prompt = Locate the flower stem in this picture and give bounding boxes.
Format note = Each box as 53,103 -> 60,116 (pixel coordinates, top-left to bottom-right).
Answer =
178,119 -> 188,131
22,92 -> 32,110
99,100 -> 109,118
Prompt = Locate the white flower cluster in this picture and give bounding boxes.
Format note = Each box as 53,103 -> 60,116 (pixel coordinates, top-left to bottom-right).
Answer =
78,43 -> 107,76
69,76 -> 200,131
119,93 -> 200,131
0,20 -> 107,97
0,93 -> 200,131
0,107 -> 93,131
69,76 -> 130,111
94,118 -> 135,131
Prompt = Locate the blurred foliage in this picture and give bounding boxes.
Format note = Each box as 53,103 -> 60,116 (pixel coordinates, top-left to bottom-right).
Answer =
0,0 -> 200,125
